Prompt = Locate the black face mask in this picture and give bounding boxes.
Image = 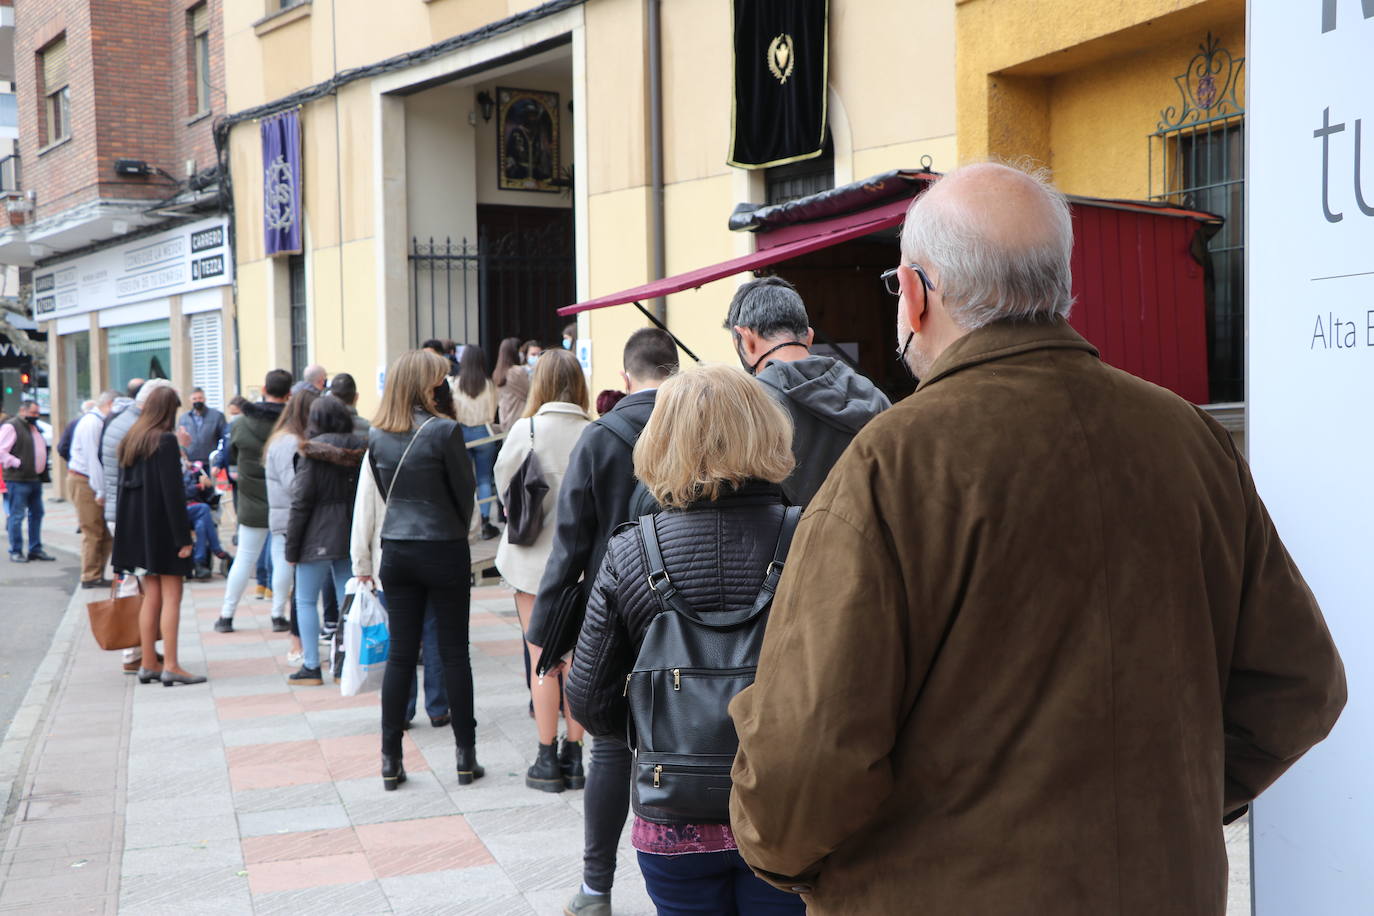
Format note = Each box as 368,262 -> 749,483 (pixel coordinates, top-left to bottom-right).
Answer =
896,331 -> 918,384
24,415 -> 38,426
432,382 -> 455,418
737,340 -> 810,376
193,402 -> 207,412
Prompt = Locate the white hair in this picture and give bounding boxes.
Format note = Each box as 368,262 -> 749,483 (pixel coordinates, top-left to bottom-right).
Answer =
135,378 -> 174,406
900,164 -> 1075,329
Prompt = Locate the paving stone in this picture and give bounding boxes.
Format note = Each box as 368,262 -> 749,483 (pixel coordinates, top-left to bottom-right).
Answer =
22,792 -> 117,820
118,836 -> 244,877
0,865 -> 112,906
219,715 -> 315,748
125,792 -> 235,825
209,674 -> 294,698
123,813 -> 240,850
126,765 -> 230,803
233,783 -> 341,814
378,864 -> 521,912
247,850 -> 373,894
253,878 -> 391,916
335,771 -> 459,826
242,826 -> 361,865
118,865 -> 251,915
238,804 -> 352,838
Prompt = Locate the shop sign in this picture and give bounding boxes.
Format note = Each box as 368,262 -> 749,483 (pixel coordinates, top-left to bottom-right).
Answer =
32,216 -> 232,318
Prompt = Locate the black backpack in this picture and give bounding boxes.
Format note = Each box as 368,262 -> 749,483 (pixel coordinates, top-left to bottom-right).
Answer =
624,505 -> 802,824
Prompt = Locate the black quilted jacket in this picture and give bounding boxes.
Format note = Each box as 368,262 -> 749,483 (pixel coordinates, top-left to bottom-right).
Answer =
566,481 -> 790,744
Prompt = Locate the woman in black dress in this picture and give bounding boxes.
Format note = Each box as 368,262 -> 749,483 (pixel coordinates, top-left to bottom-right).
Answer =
112,386 -> 206,686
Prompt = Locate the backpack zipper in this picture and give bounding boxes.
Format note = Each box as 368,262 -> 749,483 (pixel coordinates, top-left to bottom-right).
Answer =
624,673 -> 632,696
653,764 -> 662,788
673,668 -> 680,690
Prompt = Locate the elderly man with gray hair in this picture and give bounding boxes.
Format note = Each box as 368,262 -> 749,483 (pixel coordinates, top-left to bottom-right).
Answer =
725,276 -> 889,505
67,388 -> 119,587
729,162 -> 1346,914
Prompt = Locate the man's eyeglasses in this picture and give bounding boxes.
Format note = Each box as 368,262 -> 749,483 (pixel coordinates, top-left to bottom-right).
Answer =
880,264 -> 934,298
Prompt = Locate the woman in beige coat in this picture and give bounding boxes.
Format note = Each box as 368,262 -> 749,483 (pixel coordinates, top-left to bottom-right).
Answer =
493,349 -> 592,793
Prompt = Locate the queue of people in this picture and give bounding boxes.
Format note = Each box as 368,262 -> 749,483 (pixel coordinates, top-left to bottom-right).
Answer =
4,160 -> 1347,916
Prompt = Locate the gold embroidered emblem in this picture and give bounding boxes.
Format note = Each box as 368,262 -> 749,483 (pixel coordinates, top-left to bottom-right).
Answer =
767,33 -> 796,85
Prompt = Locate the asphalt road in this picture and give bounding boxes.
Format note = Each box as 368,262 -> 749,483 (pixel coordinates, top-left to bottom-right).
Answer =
0,547 -> 81,738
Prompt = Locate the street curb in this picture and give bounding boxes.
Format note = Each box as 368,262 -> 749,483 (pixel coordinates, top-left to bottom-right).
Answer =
0,563 -> 87,819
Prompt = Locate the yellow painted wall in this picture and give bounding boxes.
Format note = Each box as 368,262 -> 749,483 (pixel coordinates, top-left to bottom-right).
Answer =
956,0 -> 1244,201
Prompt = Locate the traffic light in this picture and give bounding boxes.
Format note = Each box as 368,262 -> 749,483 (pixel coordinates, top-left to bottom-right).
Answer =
19,371 -> 30,386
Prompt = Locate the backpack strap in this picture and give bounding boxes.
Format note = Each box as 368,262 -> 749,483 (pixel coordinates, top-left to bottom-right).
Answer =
638,505 -> 803,627
598,409 -> 641,450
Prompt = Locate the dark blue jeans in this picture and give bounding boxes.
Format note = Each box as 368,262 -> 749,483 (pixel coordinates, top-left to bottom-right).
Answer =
405,602 -> 450,721
256,532 -> 273,588
460,424 -> 497,523
187,502 -> 221,566
5,480 -> 44,555
637,849 -> 806,916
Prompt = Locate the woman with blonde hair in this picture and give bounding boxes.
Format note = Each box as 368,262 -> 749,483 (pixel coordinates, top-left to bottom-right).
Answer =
493,348 -> 592,792
112,386 -> 206,686
357,349 -> 482,790
566,364 -> 805,916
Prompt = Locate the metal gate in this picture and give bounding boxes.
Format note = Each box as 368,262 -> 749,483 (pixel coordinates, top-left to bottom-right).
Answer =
409,220 -> 574,356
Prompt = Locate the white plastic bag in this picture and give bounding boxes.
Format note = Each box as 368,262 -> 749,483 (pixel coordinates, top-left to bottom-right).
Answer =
340,578 -> 389,696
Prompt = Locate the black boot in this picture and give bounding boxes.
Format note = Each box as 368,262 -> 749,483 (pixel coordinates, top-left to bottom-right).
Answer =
559,738 -> 585,790
456,745 -> 485,786
525,742 -> 565,793
382,754 -> 406,791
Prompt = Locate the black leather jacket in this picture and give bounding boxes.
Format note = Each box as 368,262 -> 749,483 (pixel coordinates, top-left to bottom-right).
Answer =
566,481 -> 790,750
367,410 -> 475,542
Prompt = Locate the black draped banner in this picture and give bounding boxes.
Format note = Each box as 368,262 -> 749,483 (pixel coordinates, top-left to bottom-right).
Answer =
728,0 -> 829,169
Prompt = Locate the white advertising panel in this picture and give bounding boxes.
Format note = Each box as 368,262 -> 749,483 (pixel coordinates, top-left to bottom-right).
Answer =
1248,2 -> 1374,911
31,217 -> 231,319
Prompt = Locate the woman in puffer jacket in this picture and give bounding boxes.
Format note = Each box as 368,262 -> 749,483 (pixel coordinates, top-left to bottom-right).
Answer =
265,388 -> 318,659
566,364 -> 806,916
285,396 -> 366,685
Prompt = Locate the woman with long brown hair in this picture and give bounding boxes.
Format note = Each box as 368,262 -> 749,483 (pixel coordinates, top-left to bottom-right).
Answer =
493,349 -> 592,793
266,388 -> 318,661
357,349 -> 482,789
452,345 -> 500,540
492,336 -> 530,433
112,386 -> 206,687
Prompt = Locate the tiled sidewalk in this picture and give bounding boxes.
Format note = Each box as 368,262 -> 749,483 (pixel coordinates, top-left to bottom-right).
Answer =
0,501 -> 655,915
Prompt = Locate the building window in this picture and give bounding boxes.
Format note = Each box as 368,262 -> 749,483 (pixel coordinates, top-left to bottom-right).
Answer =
288,254 -> 307,380
189,4 -> 212,115
1150,34 -> 1245,404
107,320 -> 171,390
765,133 -> 834,206
40,36 -> 70,147
190,313 -> 224,409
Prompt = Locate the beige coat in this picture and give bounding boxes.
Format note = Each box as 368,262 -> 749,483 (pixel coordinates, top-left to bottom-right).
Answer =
452,379 -> 497,428
729,319 -> 1346,915
493,401 -> 591,594
349,452 -> 385,578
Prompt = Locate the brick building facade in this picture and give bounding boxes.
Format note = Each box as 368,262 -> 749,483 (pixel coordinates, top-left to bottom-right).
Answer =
0,0 -> 233,449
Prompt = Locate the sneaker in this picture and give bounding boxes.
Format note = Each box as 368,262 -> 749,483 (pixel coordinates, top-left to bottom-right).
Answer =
480,522 -> 500,541
264,587 -> 273,600
255,585 -> 266,600
289,665 -> 323,686
213,617 -> 234,633
271,617 -> 291,633
8,552 -> 27,563
286,649 -> 304,665
564,890 -> 612,916
191,565 -> 212,581
319,626 -> 337,643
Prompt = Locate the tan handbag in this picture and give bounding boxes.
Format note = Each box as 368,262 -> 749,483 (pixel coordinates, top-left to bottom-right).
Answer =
85,579 -> 145,650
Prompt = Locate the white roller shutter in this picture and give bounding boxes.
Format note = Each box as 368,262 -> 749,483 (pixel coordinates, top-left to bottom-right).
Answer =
190,312 -> 224,409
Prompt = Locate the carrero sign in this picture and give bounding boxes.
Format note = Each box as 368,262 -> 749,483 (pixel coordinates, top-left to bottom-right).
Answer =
1248,1 -> 1373,911
32,217 -> 232,317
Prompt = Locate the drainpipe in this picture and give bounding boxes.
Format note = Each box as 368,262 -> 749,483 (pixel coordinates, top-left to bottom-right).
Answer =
647,0 -> 666,323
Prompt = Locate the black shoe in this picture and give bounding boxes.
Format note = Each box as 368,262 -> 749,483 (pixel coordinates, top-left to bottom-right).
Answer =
271,617 -> 291,633
559,738 -> 586,790
81,578 -> 113,589
192,565 -> 212,581
480,522 -> 500,541
289,665 -> 323,686
213,617 -> 234,633
401,718 -> 413,731
526,742 -> 564,793
456,746 -> 485,786
382,753 -> 406,791
8,553 -> 26,563
430,713 -> 451,728
27,549 -> 56,562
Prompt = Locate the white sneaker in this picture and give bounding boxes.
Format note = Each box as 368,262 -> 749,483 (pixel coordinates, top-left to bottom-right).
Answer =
286,650 -> 304,666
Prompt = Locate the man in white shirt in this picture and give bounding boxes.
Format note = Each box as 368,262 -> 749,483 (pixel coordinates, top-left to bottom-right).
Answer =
68,390 -> 118,588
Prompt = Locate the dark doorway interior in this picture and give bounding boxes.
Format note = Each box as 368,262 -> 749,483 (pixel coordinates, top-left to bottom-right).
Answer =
766,235 -> 915,402
476,204 -> 574,359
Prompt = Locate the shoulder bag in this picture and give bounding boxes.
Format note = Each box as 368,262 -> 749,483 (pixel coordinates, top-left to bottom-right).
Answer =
502,418 -> 550,547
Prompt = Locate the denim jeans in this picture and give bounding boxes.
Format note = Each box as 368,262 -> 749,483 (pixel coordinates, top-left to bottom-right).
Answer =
460,424 -> 497,523
256,532 -> 273,588
5,480 -> 44,555
636,849 -> 806,916
187,502 -> 221,566
406,602 -> 450,721
294,557 -> 350,670
220,525 -> 269,618
378,538 -> 475,754
269,535 -> 295,623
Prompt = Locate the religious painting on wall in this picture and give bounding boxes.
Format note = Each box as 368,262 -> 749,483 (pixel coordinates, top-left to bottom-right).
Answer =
497,87 -> 560,193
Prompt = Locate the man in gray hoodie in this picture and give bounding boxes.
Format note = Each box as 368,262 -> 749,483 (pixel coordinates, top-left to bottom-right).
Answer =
725,276 -> 890,506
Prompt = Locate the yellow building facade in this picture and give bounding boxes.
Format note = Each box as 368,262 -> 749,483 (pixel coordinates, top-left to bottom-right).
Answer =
223,0 -> 958,407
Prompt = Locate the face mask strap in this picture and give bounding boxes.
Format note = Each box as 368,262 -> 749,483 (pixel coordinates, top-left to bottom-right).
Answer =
746,340 -> 810,376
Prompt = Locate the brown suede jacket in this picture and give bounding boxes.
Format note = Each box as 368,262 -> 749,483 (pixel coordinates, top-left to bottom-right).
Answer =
729,318 -> 1346,915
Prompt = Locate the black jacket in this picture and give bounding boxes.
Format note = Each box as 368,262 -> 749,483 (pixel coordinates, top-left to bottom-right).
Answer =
567,482 -> 790,750
367,410 -> 475,542
111,433 -> 193,576
528,389 -> 658,646
286,432 -> 367,564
